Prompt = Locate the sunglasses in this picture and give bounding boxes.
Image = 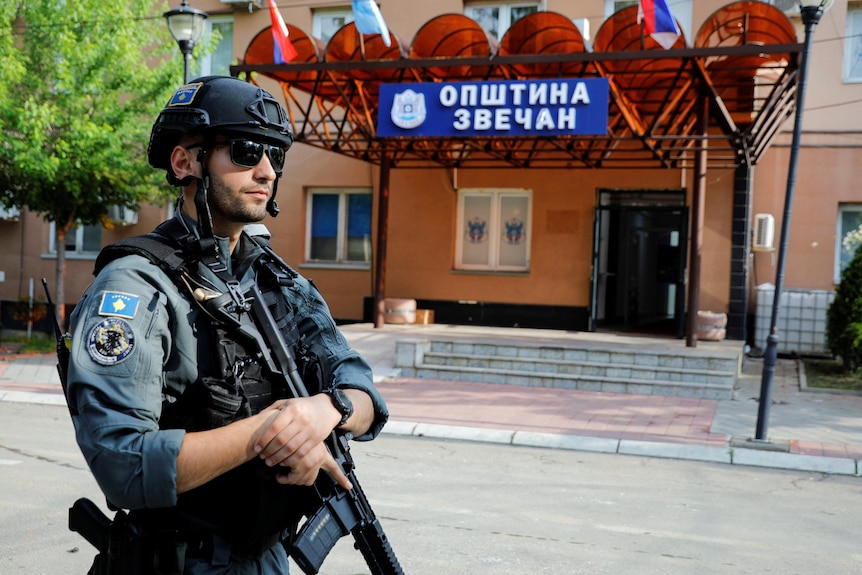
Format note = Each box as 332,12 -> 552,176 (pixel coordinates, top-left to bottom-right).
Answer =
188,139 -> 287,173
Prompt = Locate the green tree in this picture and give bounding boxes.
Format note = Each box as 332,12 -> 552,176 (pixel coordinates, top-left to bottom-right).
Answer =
0,1 -> 182,325
826,245 -> 862,372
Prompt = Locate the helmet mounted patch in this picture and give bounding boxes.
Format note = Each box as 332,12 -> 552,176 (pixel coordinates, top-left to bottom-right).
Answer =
168,82 -> 203,107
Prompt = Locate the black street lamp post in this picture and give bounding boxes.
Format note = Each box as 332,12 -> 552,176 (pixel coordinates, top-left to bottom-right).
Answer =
754,0 -> 833,442
164,0 -> 209,84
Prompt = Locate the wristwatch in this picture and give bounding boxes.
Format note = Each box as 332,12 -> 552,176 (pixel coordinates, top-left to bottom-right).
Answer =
327,388 -> 354,427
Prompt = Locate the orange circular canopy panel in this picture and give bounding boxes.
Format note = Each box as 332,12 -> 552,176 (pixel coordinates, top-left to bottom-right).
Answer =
324,21 -> 404,108
695,1 -> 797,50
592,4 -> 688,118
408,13 -> 498,80
243,24 -> 321,87
497,11 -> 591,78
695,1 -> 797,75
593,4 -> 687,56
325,22 -> 403,83
695,2 -> 797,124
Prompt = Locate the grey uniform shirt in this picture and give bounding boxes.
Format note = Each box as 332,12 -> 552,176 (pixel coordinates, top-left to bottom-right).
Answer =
67,224 -> 388,512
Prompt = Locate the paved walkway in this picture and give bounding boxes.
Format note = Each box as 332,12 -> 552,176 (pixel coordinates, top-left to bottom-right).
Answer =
2,323 -> 861,476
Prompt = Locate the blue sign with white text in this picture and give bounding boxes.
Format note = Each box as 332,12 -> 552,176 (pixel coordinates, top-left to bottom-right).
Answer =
378,78 -> 609,138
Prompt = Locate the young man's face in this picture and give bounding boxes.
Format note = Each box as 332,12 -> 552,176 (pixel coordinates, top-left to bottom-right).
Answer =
204,138 -> 279,229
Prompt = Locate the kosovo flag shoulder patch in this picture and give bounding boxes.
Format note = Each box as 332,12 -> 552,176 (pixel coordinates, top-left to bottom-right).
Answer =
98,291 -> 140,319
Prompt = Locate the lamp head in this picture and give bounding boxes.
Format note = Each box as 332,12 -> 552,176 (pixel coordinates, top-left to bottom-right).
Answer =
797,0 -> 833,25
164,0 -> 208,52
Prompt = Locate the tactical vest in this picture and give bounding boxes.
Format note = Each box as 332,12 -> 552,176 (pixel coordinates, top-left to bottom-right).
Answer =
95,218 -> 313,558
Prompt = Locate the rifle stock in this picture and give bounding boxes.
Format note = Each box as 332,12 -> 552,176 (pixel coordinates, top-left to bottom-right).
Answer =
201,280 -> 404,575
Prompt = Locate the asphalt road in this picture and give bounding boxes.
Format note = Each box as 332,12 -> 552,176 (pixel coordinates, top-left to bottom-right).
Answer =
1,401 -> 860,575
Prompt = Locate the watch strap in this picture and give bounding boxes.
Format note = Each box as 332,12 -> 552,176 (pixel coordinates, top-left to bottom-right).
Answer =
327,388 -> 353,427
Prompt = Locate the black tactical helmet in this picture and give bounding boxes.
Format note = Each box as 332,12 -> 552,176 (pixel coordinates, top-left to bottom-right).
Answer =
148,76 -> 294,179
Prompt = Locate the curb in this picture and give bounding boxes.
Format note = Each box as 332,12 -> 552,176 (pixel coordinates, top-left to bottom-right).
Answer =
0,390 -> 67,406
4,386 -> 860,476
382,420 -> 861,476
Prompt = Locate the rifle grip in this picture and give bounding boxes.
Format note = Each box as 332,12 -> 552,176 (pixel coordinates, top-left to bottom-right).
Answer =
69,497 -> 112,552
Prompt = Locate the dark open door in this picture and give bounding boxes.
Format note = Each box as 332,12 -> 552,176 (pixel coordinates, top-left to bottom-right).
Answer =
592,191 -> 687,336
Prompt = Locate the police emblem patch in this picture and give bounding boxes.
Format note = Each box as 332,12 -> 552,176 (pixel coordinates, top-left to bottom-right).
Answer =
98,292 -> 140,319
390,89 -> 426,130
88,318 -> 136,365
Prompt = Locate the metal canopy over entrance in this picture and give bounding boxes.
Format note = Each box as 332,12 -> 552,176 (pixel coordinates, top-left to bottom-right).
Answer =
232,2 -> 801,170
230,1 -> 802,342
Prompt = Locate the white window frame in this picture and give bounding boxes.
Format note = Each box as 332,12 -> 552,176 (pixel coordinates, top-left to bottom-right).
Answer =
48,222 -> 101,259
844,3 -> 862,83
604,0 -> 637,16
464,1 -> 542,41
455,188 -> 531,272
312,6 -> 353,44
199,14 -> 234,78
304,188 -> 372,268
835,204 -> 862,283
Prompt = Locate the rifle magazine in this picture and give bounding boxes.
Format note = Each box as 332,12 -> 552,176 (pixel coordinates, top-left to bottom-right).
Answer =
288,504 -> 345,575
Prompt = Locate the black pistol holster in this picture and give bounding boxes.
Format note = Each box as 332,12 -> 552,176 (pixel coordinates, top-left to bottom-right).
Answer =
70,498 -> 186,575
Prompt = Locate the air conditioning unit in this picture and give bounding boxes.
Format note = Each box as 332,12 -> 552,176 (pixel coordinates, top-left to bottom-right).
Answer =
107,205 -> 139,226
753,213 -> 775,252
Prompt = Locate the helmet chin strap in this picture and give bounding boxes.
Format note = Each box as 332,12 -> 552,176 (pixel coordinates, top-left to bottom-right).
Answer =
190,148 -> 220,258
194,176 -> 216,240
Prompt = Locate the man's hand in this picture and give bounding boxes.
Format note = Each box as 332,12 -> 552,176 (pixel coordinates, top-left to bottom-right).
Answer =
253,396 -> 353,490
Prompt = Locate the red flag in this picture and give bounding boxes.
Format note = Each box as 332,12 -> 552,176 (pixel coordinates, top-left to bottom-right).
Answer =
638,0 -> 680,50
268,0 -> 298,64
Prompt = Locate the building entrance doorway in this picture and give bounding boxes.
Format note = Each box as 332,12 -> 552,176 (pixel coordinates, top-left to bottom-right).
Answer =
591,191 -> 688,336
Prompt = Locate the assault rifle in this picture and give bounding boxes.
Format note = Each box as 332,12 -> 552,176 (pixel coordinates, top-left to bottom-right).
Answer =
200,279 -> 404,575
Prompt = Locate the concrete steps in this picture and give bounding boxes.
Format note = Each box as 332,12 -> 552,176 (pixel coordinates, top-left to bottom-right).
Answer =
394,338 -> 740,400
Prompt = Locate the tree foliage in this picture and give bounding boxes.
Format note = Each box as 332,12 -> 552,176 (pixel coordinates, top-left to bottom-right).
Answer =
0,1 -> 180,225
0,1 -> 186,322
826,245 -> 862,372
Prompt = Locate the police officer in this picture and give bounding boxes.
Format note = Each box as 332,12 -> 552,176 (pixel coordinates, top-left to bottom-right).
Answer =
66,76 -> 389,574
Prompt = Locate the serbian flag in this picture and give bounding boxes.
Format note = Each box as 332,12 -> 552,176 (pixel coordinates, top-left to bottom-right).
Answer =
268,0 -> 297,63
352,0 -> 392,47
638,0 -> 680,50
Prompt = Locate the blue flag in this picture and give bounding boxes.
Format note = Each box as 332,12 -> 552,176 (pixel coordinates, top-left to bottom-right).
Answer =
352,0 -> 392,47
638,0 -> 680,50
